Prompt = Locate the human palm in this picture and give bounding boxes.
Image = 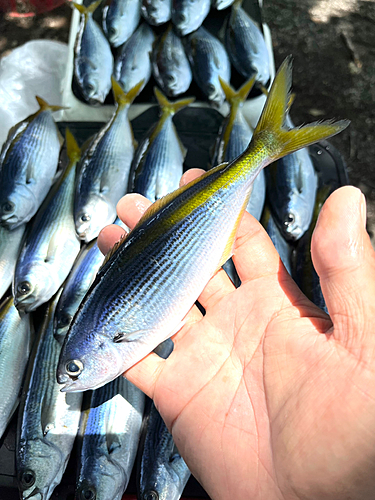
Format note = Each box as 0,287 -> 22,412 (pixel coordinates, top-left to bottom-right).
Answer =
99,171 -> 375,500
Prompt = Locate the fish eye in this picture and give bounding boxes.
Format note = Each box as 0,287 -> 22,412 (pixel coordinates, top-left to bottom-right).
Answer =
86,83 -> 96,93
2,201 -> 14,213
166,74 -> 176,83
144,491 -> 159,500
81,214 -> 91,222
17,281 -> 32,296
177,12 -> 187,24
284,213 -> 295,226
109,27 -> 117,37
207,83 -> 216,96
20,470 -> 35,488
66,359 -> 84,377
58,313 -> 72,328
81,487 -> 96,500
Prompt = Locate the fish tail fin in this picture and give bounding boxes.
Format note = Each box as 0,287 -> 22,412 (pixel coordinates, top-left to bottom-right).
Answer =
71,0 -> 102,17
35,96 -> 66,113
111,78 -> 144,109
65,128 -> 81,165
249,56 -> 350,164
153,87 -> 195,117
219,76 -> 256,106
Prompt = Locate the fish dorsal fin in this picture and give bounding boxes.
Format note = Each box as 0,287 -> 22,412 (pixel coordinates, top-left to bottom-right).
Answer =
35,96 -> 66,114
72,0 -> 102,17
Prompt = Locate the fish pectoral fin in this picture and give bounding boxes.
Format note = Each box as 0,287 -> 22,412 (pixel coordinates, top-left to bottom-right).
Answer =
45,230 -> 61,263
113,329 -> 147,342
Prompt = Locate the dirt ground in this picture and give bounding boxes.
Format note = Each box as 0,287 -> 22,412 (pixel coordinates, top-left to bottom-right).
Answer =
0,0 -> 374,237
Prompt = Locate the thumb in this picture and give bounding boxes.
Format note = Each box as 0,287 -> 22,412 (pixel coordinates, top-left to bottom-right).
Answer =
311,186 -> 375,359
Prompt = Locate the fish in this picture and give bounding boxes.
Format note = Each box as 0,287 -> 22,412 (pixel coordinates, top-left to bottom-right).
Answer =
138,401 -> 190,500
128,88 -> 194,202
185,26 -> 231,107
0,96 -> 63,229
114,22 -> 155,94
292,185 -> 331,312
225,0 -> 270,85
265,133 -> 318,241
151,24 -> 192,98
212,77 -> 265,220
56,57 -> 349,392
75,376 -> 145,500
261,204 -> 292,275
13,129 -> 81,313
142,0 -> 172,25
103,0 -> 141,47
172,0 -> 211,36
0,297 -> 32,440
73,0 -> 114,105
213,0 -> 235,9
74,79 -> 142,243
0,223 -> 26,300
17,292 -> 83,500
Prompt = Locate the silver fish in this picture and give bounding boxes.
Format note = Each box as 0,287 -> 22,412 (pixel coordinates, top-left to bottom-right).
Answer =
213,0 -> 235,9
151,24 -> 192,98
225,1 -> 270,85
13,129 -> 81,313
185,26 -> 231,107
172,0 -> 211,36
0,223 -> 26,300
74,80 -> 142,243
103,0 -> 141,47
129,89 -> 194,202
0,97 -> 62,229
76,376 -> 145,500
17,293 -> 83,500
142,0 -> 172,25
114,22 -> 155,94
261,204 -> 292,275
73,1 -> 114,105
0,297 -> 32,440
139,402 -> 190,500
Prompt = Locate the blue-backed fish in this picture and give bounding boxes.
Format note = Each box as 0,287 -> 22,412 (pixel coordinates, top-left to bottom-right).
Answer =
74,79 -> 142,243
0,297 -> 32,440
225,0 -> 270,85
185,26 -> 231,107
292,185 -> 331,313
0,223 -> 26,300
114,22 -> 155,94
103,0 -> 141,47
128,88 -> 194,202
13,129 -> 81,313
73,0 -> 114,105
75,376 -> 145,500
151,24 -> 192,98
17,292 -> 83,500
212,76 -> 265,220
142,0 -> 172,25
261,204 -> 292,275
0,97 -> 63,229
57,58 -> 349,392
172,0 -> 211,36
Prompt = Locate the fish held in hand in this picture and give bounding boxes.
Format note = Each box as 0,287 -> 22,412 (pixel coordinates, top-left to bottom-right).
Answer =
0,96 -> 63,229
57,57 -> 349,392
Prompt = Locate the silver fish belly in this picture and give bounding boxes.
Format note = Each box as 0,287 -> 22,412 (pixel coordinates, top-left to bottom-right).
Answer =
17,295 -> 83,500
185,27 -> 231,107
172,0 -> 211,36
103,0 -> 141,47
151,26 -> 192,97
0,297 -> 31,440
0,110 -> 61,229
76,376 -> 145,500
114,22 -> 155,94
0,223 -> 26,300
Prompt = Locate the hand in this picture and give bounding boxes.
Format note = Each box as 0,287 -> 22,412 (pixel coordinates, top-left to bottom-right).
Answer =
99,169 -> 375,500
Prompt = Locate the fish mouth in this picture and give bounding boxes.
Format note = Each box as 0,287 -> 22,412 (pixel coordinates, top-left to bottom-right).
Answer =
59,377 -> 87,393
0,213 -> 19,228
14,295 -> 35,314
22,487 -> 43,500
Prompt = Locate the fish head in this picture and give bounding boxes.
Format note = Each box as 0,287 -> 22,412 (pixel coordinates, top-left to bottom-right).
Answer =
53,307 -> 73,340
143,0 -> 170,24
172,0 -> 192,36
14,263 -> 56,313
204,80 -> 224,108
18,438 -> 63,500
140,456 -> 187,500
81,74 -> 107,105
75,196 -> 116,243
281,195 -> 311,241
76,455 -> 127,500
0,187 -> 37,229
57,326 -> 125,392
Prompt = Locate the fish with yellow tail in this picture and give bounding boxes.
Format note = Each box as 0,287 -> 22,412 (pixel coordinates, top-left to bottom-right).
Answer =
57,58 -> 349,392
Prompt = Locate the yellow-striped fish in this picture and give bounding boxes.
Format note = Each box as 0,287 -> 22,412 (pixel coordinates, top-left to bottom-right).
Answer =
57,58 -> 349,392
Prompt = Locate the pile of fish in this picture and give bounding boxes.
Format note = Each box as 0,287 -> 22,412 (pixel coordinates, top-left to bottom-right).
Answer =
72,0 -> 270,106
0,1 -> 349,499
